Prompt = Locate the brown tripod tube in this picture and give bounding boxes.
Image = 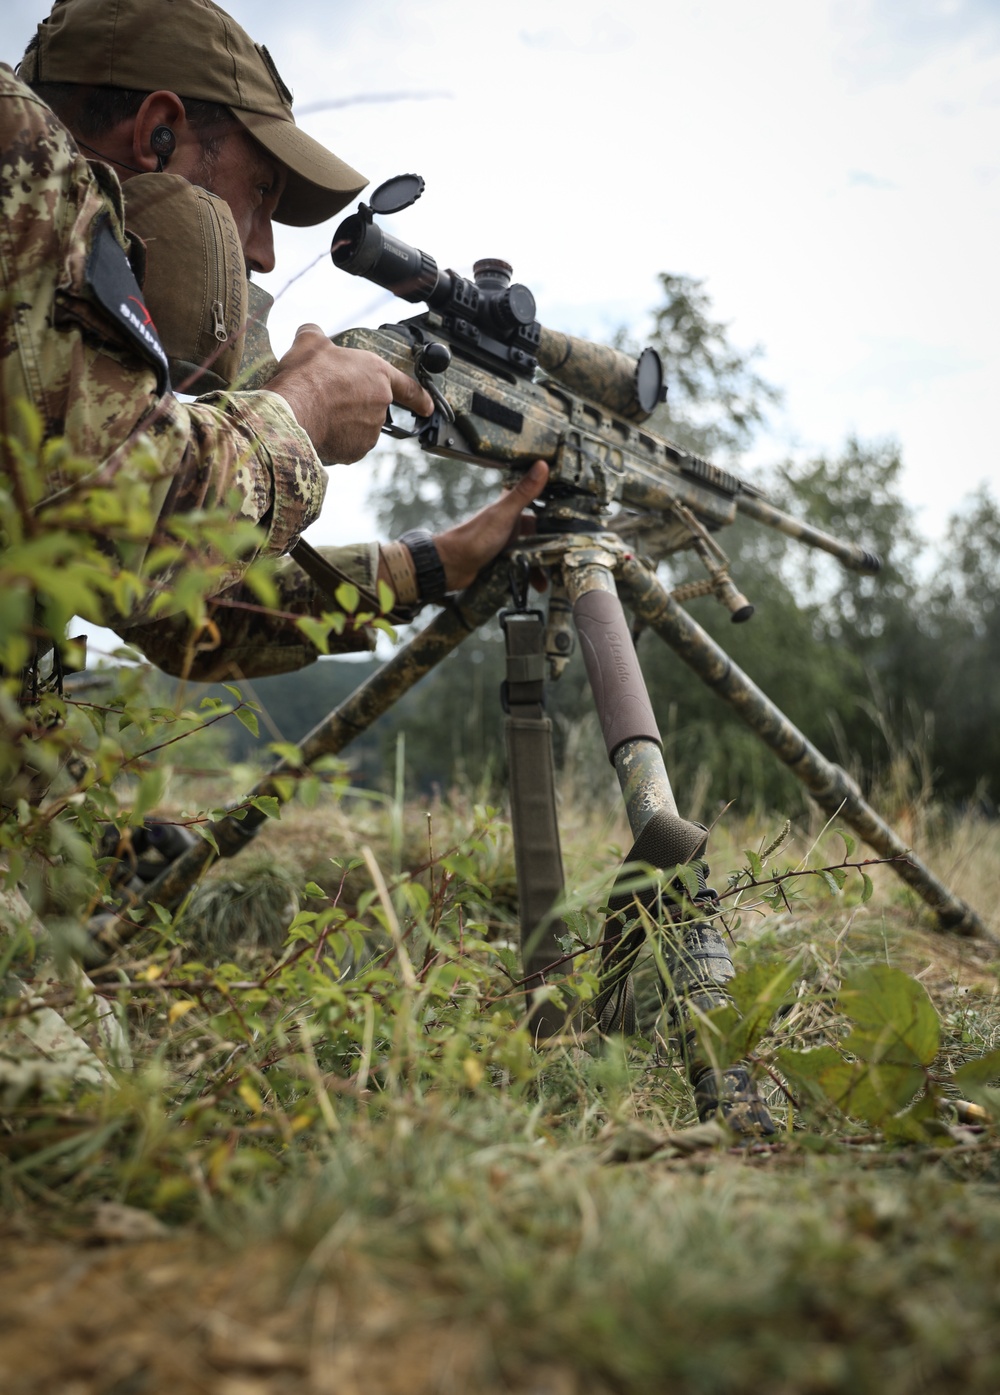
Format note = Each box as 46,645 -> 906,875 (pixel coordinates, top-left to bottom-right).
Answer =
565,559 -> 679,836
571,578 -> 661,760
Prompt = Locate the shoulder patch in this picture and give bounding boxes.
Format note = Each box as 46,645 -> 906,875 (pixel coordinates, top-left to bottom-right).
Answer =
86,217 -> 171,394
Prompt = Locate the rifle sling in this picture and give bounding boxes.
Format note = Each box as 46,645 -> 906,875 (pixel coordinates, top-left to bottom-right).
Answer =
502,612 -> 570,1039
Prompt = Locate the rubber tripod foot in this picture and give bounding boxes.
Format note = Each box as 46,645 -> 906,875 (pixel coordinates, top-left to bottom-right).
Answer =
692,1063 -> 777,1137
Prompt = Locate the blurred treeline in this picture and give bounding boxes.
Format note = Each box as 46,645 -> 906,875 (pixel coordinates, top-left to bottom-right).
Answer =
214,274 -> 999,814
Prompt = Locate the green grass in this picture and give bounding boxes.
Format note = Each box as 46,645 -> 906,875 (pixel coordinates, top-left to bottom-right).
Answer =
2,783 -> 1000,1394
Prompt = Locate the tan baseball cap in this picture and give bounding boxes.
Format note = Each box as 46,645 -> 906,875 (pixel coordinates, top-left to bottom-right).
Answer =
19,0 -> 367,226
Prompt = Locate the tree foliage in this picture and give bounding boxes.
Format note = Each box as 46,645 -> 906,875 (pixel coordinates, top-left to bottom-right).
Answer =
628,271 -> 782,460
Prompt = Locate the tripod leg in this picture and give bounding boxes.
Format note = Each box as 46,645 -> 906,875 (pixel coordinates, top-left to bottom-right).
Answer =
501,610 -> 573,1039
617,555 -> 992,944
563,556 -> 774,1134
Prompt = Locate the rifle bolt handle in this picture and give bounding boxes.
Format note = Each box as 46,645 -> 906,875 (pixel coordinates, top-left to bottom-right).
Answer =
418,342 -> 451,376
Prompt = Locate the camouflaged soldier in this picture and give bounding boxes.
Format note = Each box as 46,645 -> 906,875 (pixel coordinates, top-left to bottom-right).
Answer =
5,0 -> 547,681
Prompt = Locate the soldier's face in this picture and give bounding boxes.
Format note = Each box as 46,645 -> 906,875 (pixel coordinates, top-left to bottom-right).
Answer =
193,128 -> 287,275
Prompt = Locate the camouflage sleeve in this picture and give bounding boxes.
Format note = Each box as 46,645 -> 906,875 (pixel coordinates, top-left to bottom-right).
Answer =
0,67 -> 325,621
113,542 -> 383,681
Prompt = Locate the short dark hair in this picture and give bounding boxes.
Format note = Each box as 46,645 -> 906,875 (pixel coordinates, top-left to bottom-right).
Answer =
22,38 -> 234,162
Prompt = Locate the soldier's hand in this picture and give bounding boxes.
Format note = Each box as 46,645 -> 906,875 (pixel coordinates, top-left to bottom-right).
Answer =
268,323 -> 434,464
434,461 -> 549,592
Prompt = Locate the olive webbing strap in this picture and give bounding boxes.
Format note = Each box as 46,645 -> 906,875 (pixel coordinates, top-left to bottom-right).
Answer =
502,611 -> 572,1039
291,538 -> 384,615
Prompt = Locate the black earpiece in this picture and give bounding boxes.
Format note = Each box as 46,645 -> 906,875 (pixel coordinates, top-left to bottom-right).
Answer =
150,124 -> 176,170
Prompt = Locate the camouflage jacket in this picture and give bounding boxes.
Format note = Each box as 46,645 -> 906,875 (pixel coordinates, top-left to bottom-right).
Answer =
0,65 -> 377,682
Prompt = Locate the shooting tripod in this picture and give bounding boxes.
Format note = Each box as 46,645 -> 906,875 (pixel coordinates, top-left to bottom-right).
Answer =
91,511 -> 992,1055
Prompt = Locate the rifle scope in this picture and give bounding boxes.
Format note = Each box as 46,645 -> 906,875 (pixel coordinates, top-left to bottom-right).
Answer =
332,175 -> 665,423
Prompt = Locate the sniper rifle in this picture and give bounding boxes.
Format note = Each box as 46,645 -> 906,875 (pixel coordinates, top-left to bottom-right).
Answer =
326,173 -> 881,620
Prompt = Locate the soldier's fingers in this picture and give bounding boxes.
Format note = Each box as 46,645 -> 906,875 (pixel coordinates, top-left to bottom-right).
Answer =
388,366 -> 435,417
511,460 -> 549,502
493,463 -> 549,545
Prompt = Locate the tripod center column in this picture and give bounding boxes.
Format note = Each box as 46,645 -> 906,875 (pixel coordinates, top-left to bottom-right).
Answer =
564,555 -> 679,836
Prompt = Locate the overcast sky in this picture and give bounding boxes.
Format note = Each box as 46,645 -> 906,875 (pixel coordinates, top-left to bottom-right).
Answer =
6,0 -> 999,561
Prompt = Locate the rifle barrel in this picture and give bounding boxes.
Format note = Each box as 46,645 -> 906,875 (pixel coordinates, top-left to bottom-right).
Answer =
735,493 -> 881,574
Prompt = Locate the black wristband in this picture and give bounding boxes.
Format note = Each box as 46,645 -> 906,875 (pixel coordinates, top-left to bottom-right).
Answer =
399,529 -> 449,604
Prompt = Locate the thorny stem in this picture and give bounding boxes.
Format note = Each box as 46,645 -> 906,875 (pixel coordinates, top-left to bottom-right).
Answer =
722,854 -> 906,904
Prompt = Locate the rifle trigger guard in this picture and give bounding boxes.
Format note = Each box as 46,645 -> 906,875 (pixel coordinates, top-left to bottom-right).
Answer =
382,405 -> 418,439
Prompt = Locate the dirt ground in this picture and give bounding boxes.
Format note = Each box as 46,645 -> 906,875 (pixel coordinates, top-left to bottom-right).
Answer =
0,1219 -> 583,1395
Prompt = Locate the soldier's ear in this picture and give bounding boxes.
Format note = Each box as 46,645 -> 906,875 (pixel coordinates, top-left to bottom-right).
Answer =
131,91 -> 187,173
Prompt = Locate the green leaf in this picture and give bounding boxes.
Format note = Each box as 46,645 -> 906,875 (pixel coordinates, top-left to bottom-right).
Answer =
296,617 -> 331,655
776,1044 -> 846,1105
242,564 -> 278,609
299,776 -> 321,808
726,957 -> 800,1055
377,579 -> 395,614
819,869 -> 843,896
849,1060 -> 926,1123
744,849 -> 763,881
334,581 -> 360,615
194,824 -> 220,855
700,957 -> 799,1059
776,1045 -> 923,1125
882,1092 -> 940,1144
673,864 -> 701,903
837,829 -> 856,858
235,707 -> 259,737
953,1048 -> 1000,1090
839,964 -> 940,1067
304,882 -> 326,899
249,795 -> 280,821
130,766 -> 168,825
859,871 -> 874,904
267,742 -> 304,765
694,1002 -> 742,1060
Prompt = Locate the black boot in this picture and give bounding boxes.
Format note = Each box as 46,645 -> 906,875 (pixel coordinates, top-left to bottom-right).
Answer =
667,920 -> 776,1138
690,1062 -> 777,1135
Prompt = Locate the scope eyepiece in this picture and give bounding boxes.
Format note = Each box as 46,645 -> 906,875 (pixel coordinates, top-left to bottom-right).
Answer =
332,213 -> 440,305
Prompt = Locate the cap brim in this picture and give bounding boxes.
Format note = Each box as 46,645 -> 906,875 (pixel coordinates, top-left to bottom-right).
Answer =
233,109 -> 367,227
